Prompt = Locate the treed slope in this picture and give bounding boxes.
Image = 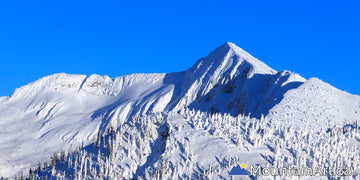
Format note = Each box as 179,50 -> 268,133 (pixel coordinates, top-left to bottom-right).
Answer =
26,109 -> 360,179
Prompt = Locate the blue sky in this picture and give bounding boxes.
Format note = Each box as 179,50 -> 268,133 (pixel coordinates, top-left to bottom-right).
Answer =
0,0 -> 359,96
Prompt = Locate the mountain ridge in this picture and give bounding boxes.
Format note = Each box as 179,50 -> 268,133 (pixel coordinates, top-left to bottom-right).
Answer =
1,42 -> 359,178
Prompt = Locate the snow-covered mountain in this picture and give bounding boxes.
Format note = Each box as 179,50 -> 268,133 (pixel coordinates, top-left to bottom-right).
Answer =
1,42 -> 360,179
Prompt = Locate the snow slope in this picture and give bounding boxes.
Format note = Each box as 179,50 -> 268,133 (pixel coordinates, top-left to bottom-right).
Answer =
0,73 -> 170,177
0,42 -> 359,179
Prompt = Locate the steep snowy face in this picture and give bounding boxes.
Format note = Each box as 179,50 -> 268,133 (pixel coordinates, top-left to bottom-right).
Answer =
189,42 -> 276,77
186,42 -> 276,96
171,42 -> 305,117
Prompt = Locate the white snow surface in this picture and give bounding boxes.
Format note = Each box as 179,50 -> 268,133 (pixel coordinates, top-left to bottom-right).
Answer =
0,42 -> 359,179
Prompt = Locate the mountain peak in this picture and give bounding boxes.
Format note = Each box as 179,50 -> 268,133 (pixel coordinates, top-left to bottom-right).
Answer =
189,42 -> 276,82
224,41 -> 237,48
219,42 -> 257,59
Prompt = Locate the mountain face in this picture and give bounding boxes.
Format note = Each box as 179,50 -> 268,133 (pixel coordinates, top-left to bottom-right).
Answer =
1,42 -> 360,179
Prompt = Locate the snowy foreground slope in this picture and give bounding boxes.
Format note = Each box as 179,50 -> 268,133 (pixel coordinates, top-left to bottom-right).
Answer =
0,42 -> 360,179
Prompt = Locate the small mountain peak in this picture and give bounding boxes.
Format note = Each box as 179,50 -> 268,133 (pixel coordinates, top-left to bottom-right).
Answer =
189,42 -> 276,78
223,42 -> 253,57
211,42 -> 242,52
218,42 -> 236,48
210,42 -> 238,56
206,42 -> 262,63
224,41 -> 236,47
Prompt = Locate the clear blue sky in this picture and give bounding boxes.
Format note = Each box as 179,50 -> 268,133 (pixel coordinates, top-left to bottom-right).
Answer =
0,0 -> 359,96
